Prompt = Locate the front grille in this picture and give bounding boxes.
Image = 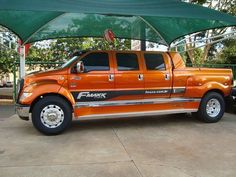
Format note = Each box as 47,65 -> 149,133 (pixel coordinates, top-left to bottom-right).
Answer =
16,79 -> 24,103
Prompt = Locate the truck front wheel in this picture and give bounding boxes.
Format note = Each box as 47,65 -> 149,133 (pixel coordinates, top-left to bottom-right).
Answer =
196,92 -> 225,123
32,95 -> 72,135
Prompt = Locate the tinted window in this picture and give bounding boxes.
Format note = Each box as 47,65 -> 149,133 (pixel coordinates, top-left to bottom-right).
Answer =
144,54 -> 165,71
116,53 -> 139,71
81,52 -> 109,72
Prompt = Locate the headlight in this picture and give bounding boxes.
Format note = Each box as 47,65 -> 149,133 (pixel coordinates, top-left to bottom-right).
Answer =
19,92 -> 32,102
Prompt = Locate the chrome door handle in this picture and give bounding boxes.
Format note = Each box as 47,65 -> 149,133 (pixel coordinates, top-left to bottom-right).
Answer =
138,74 -> 144,81
165,74 -> 170,80
108,74 -> 114,82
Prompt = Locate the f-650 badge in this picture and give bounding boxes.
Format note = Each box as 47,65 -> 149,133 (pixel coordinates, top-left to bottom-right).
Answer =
77,92 -> 107,99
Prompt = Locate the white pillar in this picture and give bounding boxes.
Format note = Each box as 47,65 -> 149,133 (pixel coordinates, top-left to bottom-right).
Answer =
19,45 -> 25,78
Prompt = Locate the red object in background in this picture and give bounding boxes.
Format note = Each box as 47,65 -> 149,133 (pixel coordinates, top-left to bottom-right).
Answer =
18,40 -> 30,56
104,29 -> 115,43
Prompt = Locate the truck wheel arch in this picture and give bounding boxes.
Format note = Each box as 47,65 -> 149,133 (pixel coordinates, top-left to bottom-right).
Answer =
29,93 -> 73,113
203,89 -> 225,99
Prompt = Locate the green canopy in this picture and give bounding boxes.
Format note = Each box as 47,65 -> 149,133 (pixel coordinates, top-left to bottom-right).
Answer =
0,0 -> 236,46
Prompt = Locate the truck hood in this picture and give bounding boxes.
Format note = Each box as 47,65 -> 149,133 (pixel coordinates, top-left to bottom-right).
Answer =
23,68 -> 68,87
27,68 -> 67,77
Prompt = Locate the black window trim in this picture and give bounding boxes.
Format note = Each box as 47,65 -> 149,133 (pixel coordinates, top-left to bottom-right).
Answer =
143,53 -> 166,71
72,52 -> 110,73
116,52 -> 140,71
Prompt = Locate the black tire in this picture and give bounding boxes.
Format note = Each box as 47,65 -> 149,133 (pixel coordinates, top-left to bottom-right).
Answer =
225,96 -> 234,113
195,92 -> 225,123
32,95 -> 72,135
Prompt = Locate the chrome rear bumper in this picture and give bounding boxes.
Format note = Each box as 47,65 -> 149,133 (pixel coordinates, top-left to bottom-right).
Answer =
16,104 -> 30,121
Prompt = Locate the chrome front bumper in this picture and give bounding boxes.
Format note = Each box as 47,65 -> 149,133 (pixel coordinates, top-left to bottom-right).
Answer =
16,104 -> 30,121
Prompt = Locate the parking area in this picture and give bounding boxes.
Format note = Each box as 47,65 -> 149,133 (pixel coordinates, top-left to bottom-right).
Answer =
0,105 -> 236,177
0,105 -> 15,120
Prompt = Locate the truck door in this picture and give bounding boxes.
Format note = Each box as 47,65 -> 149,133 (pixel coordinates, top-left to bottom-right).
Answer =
69,51 -> 115,102
113,51 -> 144,100
142,52 -> 172,99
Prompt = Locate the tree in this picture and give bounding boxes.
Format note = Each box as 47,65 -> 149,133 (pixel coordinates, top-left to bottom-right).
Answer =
0,26 -> 18,76
25,37 -> 131,71
180,0 -> 236,65
219,39 -> 236,64
1,21 -> 132,74
27,37 -> 131,61
0,49 -> 18,75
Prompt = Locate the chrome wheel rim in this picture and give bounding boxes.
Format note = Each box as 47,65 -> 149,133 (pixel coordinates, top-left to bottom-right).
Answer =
40,105 -> 64,128
206,99 -> 221,118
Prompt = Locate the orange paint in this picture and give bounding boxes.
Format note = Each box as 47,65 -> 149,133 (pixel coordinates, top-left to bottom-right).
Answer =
18,50 -> 234,118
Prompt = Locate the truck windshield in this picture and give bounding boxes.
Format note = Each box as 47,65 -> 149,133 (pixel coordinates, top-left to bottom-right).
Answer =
60,51 -> 87,69
60,56 -> 78,69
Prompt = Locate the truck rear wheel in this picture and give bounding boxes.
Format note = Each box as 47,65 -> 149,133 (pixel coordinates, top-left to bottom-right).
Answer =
196,92 -> 225,123
32,95 -> 72,135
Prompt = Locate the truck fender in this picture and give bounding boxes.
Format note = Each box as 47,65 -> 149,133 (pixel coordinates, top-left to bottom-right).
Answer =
185,77 -> 230,98
20,82 -> 75,107
58,86 -> 75,106
202,82 -> 231,97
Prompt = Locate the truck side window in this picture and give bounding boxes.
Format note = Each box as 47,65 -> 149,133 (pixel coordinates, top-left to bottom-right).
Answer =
144,54 -> 165,71
116,53 -> 139,71
81,52 -> 109,72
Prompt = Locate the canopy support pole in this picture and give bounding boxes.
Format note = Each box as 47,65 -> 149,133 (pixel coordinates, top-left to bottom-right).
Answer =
19,45 -> 25,78
141,26 -> 146,51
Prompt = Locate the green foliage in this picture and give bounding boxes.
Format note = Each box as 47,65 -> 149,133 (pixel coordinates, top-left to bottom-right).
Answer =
0,26 -> 18,75
1,27 -> 131,74
27,37 -> 131,62
220,39 -> 236,64
0,48 -> 18,75
182,0 -> 236,65
185,48 -> 205,66
25,37 -> 131,70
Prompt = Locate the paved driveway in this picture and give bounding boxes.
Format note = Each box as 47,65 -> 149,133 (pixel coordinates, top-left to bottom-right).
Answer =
0,112 -> 235,177
0,105 -> 15,120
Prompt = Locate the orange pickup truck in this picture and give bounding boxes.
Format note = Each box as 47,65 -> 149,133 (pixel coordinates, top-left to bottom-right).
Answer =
16,50 -> 234,135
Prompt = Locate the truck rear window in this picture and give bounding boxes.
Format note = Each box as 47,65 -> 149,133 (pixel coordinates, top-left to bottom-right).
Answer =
144,54 -> 165,71
116,53 -> 139,71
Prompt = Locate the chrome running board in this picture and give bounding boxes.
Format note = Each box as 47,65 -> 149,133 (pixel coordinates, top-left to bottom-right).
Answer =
75,98 -> 200,108
76,109 -> 198,120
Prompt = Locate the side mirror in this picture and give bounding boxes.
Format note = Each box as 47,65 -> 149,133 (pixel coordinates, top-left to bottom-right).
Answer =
76,61 -> 85,73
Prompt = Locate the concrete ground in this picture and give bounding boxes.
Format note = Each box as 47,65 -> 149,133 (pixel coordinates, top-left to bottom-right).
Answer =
0,106 -> 236,177
0,105 -> 15,120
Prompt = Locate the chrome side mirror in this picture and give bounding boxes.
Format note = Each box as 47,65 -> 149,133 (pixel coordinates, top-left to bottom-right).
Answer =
76,61 -> 84,73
